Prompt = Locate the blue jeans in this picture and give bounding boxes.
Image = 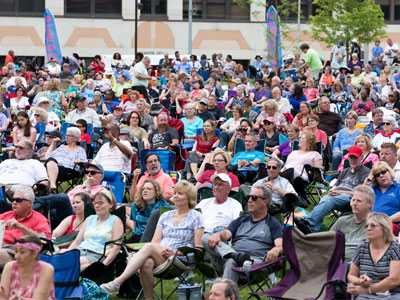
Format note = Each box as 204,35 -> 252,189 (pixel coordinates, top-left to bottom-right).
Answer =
305,193 -> 352,232
220,131 -> 234,149
332,152 -> 343,171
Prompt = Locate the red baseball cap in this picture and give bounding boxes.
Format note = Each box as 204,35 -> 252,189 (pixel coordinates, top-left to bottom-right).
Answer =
348,146 -> 363,158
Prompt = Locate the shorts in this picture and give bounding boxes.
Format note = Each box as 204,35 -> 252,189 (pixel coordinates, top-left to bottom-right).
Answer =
79,249 -> 104,263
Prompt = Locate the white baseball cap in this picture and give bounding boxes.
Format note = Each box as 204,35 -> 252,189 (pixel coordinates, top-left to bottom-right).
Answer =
211,173 -> 232,187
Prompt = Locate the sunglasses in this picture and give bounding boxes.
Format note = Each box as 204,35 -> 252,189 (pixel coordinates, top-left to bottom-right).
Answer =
382,122 -> 392,126
388,95 -> 394,97
34,114 -> 40,117
263,120 -> 273,125
246,195 -> 266,201
374,170 -> 388,178
15,146 -> 26,150
267,165 -> 278,170
85,170 -> 101,175
11,198 -> 30,203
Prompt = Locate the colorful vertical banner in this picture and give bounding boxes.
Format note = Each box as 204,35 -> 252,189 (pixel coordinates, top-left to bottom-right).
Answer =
266,6 -> 283,71
44,8 -> 62,64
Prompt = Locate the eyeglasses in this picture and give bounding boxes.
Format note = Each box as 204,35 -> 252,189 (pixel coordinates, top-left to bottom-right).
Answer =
267,165 -> 278,170
146,159 -> 159,164
374,169 -> 388,178
15,146 -> 26,150
93,201 -> 105,206
382,122 -> 392,126
65,134 -> 75,138
388,95 -> 394,97
246,195 -> 266,201
212,159 -> 226,163
34,114 -> 40,117
11,198 -> 30,203
85,170 -> 101,175
131,117 -> 139,120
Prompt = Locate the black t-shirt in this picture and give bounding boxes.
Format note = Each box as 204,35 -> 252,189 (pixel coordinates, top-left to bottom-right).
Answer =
149,127 -> 179,149
394,100 -> 400,112
208,106 -> 225,120
161,99 -> 183,119
317,111 -> 343,136
260,131 -> 280,148
197,110 -> 216,122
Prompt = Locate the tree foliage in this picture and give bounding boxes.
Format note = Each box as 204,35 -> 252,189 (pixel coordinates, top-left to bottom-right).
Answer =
309,0 -> 386,48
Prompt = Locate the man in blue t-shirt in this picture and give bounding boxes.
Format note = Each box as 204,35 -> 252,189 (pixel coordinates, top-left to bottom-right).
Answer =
202,185 -> 283,283
231,134 -> 264,167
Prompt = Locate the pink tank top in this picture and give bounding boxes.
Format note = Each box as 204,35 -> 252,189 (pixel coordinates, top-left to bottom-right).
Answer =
10,261 -> 56,299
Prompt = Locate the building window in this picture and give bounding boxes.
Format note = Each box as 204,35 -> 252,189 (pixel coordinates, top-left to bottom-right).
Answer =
141,0 -> 167,15
273,0 -> 312,21
0,0 -> 45,15
183,0 -> 250,21
65,0 -> 122,16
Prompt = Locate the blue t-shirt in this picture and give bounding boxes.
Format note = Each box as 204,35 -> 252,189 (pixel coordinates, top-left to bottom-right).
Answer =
392,73 -> 400,89
181,117 -> 204,137
289,95 -> 307,113
177,63 -> 192,74
130,199 -> 170,236
372,46 -> 384,60
231,150 -> 264,166
372,181 -> 400,218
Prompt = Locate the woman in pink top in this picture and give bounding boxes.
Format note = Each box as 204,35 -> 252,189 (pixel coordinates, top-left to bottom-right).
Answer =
303,114 -> 327,149
0,235 -> 56,300
281,132 -> 323,181
303,77 -> 319,104
319,66 -> 335,94
337,133 -> 379,172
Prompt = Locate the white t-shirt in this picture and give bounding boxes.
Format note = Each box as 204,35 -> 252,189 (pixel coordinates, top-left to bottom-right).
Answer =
92,140 -> 132,173
47,64 -> 61,74
196,197 -> 242,233
385,43 -> 399,59
131,62 -> 148,87
0,159 -> 48,186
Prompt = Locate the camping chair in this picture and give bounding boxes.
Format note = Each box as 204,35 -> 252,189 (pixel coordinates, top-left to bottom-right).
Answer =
34,122 -> 46,149
199,187 -> 245,210
140,149 -> 176,172
40,249 -> 83,300
101,171 -> 127,203
255,227 -> 349,300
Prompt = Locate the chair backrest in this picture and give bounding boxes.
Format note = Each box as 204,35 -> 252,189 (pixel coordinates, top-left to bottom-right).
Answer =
40,249 -> 81,300
168,118 -> 185,143
166,170 -> 181,184
265,227 -> 345,300
292,140 -> 322,155
196,128 -> 221,139
233,137 -> 266,156
61,122 -> 73,140
34,122 -> 46,142
279,133 -> 290,145
140,149 -> 176,172
101,171 -> 126,203
87,123 -> 94,135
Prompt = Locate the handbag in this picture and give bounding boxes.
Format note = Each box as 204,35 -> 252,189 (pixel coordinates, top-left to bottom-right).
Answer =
177,283 -> 202,300
81,278 -> 109,300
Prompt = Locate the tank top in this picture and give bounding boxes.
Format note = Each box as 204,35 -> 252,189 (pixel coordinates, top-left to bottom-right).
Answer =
78,214 -> 117,255
10,261 -> 56,299
66,214 -> 77,235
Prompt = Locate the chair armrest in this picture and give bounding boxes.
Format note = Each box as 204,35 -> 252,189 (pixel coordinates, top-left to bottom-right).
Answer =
231,256 -> 285,273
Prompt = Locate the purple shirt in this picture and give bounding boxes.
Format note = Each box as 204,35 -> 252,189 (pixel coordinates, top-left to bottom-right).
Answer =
250,88 -> 270,102
278,140 -> 292,158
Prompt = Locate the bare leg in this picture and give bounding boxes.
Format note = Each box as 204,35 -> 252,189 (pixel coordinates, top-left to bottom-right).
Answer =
0,250 -> 13,270
190,163 -> 198,178
46,160 -> 59,192
140,258 -> 155,300
80,257 -> 92,272
115,243 -> 166,286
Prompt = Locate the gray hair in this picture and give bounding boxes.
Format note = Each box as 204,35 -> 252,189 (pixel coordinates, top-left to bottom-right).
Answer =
93,91 -> 102,97
268,157 -> 283,168
10,185 -> 35,202
252,185 -> 272,202
137,98 -> 146,104
353,185 -> 375,205
23,140 -> 33,152
213,278 -> 239,300
183,103 -> 196,116
33,107 -> 48,123
143,56 -> 151,62
67,127 -> 81,139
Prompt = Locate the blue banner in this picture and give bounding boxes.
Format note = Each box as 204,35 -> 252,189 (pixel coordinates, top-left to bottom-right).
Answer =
266,6 -> 283,71
44,8 -> 62,64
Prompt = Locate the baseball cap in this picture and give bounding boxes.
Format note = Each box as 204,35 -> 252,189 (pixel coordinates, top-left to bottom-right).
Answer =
84,163 -> 104,174
211,173 -> 232,187
45,130 -> 62,139
348,146 -> 363,158
120,128 -> 130,135
265,117 -> 276,124
111,105 -> 123,111
200,98 -> 209,105
74,94 -> 86,102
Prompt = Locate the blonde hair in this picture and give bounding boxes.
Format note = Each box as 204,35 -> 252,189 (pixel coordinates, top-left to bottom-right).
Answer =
354,134 -> 373,152
263,99 -> 278,113
366,213 -> 396,243
301,132 -> 317,152
212,150 -> 232,166
47,78 -> 61,91
32,107 -> 48,123
174,180 -> 197,209
370,161 -> 395,183
134,179 -> 164,211
94,190 -> 117,212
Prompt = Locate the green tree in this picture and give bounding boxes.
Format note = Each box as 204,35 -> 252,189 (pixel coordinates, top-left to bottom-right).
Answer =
309,0 -> 386,62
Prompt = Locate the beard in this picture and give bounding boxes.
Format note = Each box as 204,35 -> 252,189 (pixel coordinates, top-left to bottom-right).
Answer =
149,165 -> 161,175
157,123 -> 169,132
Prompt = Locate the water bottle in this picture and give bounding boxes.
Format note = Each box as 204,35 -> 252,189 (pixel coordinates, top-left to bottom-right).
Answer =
242,260 -> 253,272
186,252 -> 196,268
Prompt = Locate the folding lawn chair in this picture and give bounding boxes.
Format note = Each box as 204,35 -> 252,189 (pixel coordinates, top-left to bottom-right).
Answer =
255,227 -> 349,300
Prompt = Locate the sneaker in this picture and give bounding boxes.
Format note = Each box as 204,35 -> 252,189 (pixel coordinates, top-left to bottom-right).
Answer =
100,281 -> 120,295
174,270 -> 195,282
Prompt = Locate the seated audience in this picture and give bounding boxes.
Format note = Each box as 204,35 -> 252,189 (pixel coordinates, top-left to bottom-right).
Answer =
373,115 -> 400,150
272,124 -> 300,162
148,113 -> 179,150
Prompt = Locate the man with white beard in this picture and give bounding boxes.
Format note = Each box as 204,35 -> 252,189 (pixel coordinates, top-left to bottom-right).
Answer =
130,153 -> 174,201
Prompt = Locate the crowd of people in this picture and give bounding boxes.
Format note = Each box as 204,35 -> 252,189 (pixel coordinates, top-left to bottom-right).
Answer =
1,39 -> 400,298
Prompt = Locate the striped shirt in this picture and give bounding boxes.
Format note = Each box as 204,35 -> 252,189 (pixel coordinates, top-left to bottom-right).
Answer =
352,242 -> 400,294
92,140 -> 132,173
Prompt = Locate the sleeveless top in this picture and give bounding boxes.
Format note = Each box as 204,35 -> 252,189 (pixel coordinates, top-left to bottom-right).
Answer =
10,261 -> 56,300
78,214 -> 118,255
66,214 -> 77,235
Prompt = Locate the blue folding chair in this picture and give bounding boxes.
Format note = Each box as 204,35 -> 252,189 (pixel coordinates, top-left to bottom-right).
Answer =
233,138 -> 266,156
40,249 -> 82,300
34,122 -> 46,142
336,102 -> 348,119
196,128 -> 221,138
101,171 -> 127,203
140,149 -> 176,172
61,123 -> 74,140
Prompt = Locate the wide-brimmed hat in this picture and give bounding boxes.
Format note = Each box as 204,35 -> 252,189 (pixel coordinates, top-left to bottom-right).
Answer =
36,96 -> 54,107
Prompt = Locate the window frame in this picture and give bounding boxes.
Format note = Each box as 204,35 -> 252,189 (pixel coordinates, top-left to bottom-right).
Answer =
64,0 -> 122,18
140,0 -> 168,16
0,0 -> 45,16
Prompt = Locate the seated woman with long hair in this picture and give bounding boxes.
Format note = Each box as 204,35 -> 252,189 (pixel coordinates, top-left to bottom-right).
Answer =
292,101 -> 312,132
347,212 -> 400,299
52,193 -> 92,239
100,181 -> 204,297
0,235 -> 56,300
184,120 -> 220,179
272,124 -> 300,162
128,179 -> 170,243
67,190 -> 124,272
